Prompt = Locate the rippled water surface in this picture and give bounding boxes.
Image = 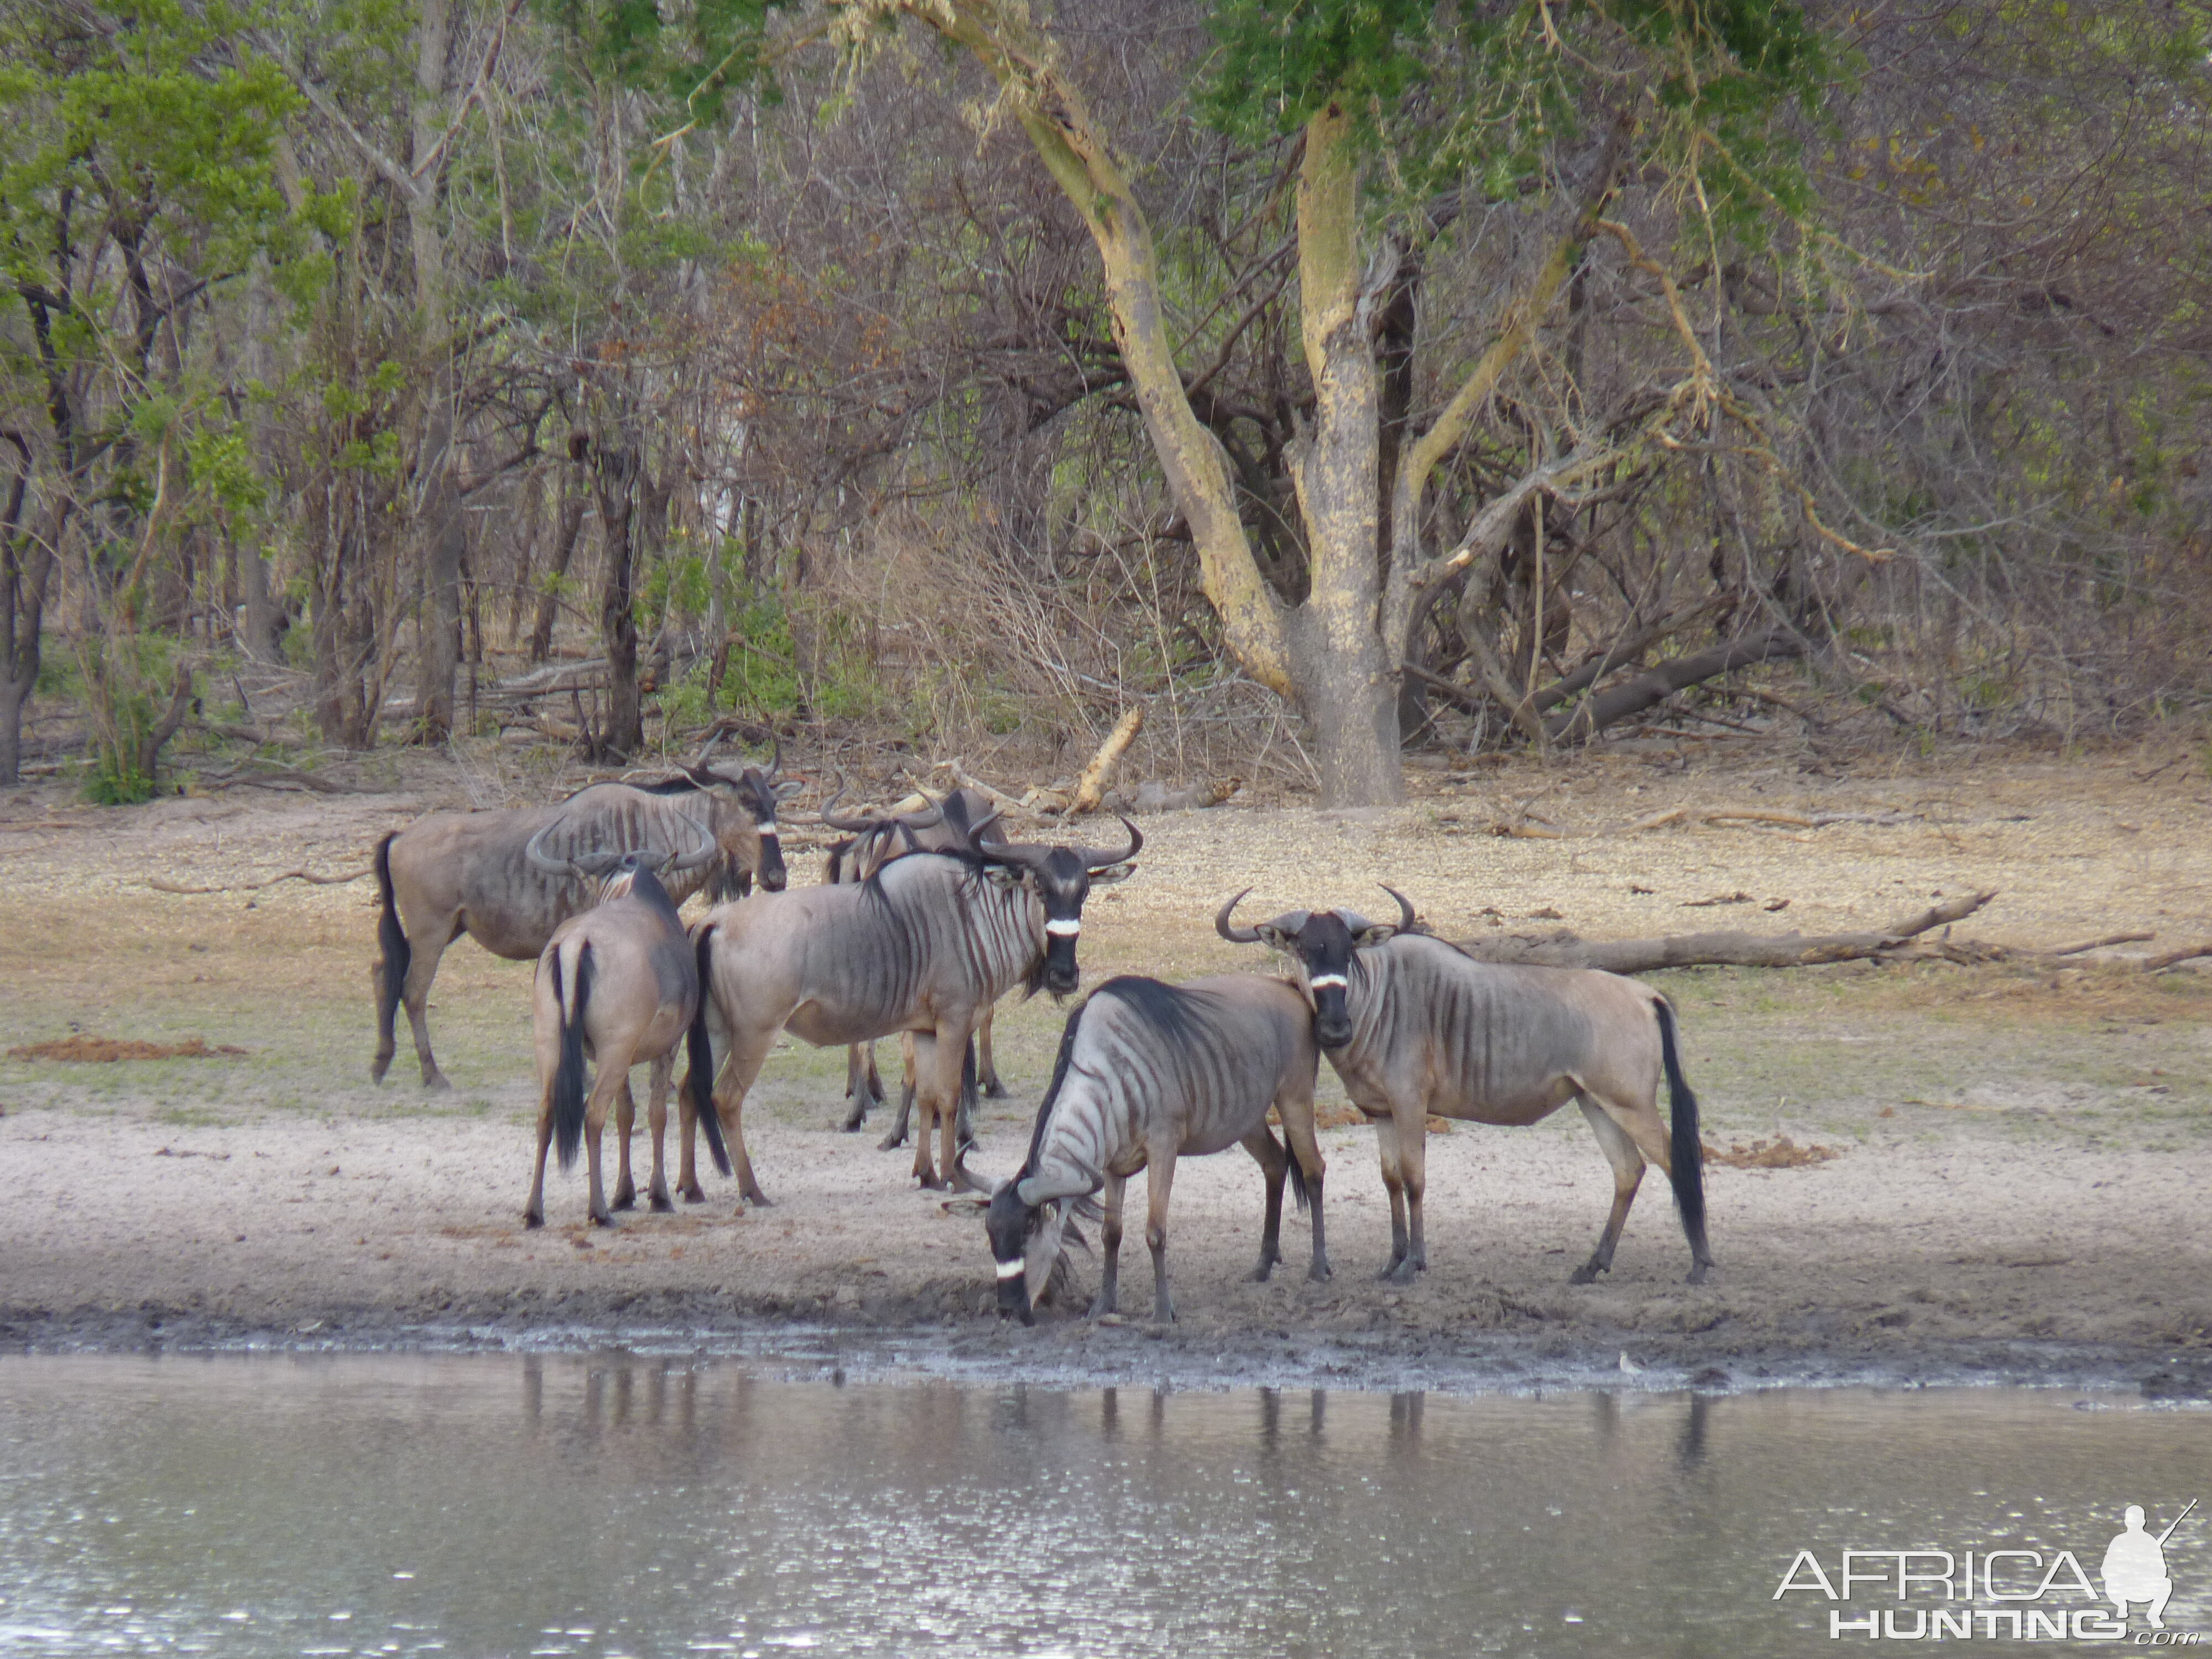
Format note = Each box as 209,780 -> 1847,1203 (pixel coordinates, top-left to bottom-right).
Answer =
1,1355 -> 2207,1657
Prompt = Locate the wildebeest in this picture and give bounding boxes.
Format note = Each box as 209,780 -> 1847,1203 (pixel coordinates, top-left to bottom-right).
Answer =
820,780 -> 1011,1141
373,754 -> 798,1089
682,820 -> 1142,1202
523,840 -> 731,1229
1217,886 -> 1713,1286
985,973 -> 1329,1325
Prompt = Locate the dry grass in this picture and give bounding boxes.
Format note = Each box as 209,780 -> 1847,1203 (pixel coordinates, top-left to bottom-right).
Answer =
1702,1135 -> 1843,1170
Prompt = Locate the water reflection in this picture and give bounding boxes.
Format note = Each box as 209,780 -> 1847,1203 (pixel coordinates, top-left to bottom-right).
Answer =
0,1354 -> 2205,1658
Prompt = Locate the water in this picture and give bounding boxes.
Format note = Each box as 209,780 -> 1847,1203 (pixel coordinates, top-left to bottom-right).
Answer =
0,1355 -> 2206,1657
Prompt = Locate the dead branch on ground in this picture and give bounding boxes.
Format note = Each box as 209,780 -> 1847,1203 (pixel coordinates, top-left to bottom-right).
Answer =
146,867 -> 371,895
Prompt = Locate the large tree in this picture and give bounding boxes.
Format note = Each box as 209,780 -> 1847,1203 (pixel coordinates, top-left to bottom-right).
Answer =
822,0 -> 1842,802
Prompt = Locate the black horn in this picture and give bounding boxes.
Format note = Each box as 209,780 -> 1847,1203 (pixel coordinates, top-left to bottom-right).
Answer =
818,770 -> 879,832
666,816 -> 717,873
1079,816 -> 1143,872
1214,888 -> 1262,943
1381,884 -> 1418,933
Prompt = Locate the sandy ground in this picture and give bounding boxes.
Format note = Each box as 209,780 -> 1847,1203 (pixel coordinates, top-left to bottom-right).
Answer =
3,732 -> 2210,1395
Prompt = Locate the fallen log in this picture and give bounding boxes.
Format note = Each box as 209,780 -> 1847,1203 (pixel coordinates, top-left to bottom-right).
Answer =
147,866 -> 371,896
1449,891 -> 1999,972
1491,803 -> 1919,839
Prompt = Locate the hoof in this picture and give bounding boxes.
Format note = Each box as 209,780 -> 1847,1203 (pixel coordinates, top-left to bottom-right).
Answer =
649,1193 -> 674,1214
1383,1258 -> 1423,1286
877,1130 -> 907,1152
839,1114 -> 865,1134
1088,1297 -> 1117,1319
590,1213 -> 616,1229
610,1193 -> 635,1213
1307,1262 -> 1333,1284
1249,1264 -> 1275,1284
983,1081 -> 1011,1100
743,1193 -> 773,1209
679,1186 -> 706,1205
523,1212 -> 544,1230
1685,1262 -> 1712,1286
1570,1262 -> 1604,1285
422,1073 -> 453,1094
370,1055 -> 393,1084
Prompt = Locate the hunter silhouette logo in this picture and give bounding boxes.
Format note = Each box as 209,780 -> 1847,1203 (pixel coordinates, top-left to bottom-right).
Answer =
2104,1500 -> 2195,1631
1776,1496 -> 2202,1642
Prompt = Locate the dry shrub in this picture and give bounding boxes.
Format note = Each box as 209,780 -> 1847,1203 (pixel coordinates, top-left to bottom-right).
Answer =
803,515 -> 1317,793
8,1036 -> 248,1062
1703,1135 -> 1840,1170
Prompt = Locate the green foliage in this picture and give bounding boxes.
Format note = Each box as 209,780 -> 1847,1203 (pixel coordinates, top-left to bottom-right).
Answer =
1201,0 -> 1836,242
536,0 -> 787,120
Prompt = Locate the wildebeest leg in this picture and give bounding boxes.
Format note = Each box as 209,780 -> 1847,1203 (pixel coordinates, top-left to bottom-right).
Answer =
396,919 -> 459,1091
1385,1103 -> 1431,1284
1241,1127 -> 1287,1281
583,1051 -> 636,1227
610,1078 -> 638,1211
878,1033 -> 917,1152
523,1088 -> 556,1228
840,1042 -> 883,1132
913,1029 -> 976,1191
1371,1108 -> 1410,1278
1572,1095 -> 1646,1284
1275,1071 -> 1331,1282
644,1052 -> 675,1212
698,1030 -> 775,1208
976,1004 -> 1009,1099
1145,1155 -> 1180,1323
1091,1173 -> 1125,1317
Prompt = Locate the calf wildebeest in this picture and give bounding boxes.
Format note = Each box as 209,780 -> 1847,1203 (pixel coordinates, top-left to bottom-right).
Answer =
1217,886 -> 1713,1286
523,839 -> 731,1229
682,820 -> 1142,1202
985,973 -> 1329,1326
373,754 -> 798,1089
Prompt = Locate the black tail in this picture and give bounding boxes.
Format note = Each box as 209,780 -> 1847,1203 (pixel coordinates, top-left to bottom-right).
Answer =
1282,1126 -> 1312,1214
552,943 -> 592,1170
373,833 -> 408,1055
686,924 -> 732,1177
1656,998 -> 1707,1246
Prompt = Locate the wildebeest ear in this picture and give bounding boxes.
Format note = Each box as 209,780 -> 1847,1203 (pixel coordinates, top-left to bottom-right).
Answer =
773,779 -> 805,801
1254,925 -> 1290,952
1087,862 -> 1135,887
984,864 -> 1024,890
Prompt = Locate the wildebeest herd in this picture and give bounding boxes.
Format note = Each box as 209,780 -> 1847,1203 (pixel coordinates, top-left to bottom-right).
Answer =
372,747 -> 1711,1324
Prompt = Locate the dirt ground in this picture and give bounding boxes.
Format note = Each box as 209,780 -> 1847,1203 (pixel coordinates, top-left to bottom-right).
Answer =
3,732 -> 2210,1396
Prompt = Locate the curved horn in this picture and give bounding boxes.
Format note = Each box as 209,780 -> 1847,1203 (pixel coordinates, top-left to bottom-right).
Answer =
667,815 -> 717,873
895,801 -> 946,831
1079,816 -> 1143,872
765,734 -> 782,782
1380,884 -> 1418,933
962,807 -> 1003,849
525,823 -> 575,877
818,770 -> 882,833
1214,888 -> 1262,944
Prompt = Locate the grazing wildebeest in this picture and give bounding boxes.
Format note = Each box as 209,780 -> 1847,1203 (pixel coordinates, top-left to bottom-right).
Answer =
373,755 -> 797,1089
523,839 -> 731,1229
820,780 -> 1012,1142
984,973 -> 1329,1326
682,820 -> 1142,1202
1217,885 -> 1713,1286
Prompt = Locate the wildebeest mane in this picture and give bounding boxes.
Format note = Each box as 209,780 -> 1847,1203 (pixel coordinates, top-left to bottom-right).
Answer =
1018,989 -> 1094,1178
1092,973 -> 1210,1050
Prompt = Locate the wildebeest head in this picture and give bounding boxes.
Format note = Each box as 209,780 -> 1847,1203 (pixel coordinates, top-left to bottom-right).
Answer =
676,752 -> 802,898
979,818 -> 1142,999
1215,885 -> 1416,1049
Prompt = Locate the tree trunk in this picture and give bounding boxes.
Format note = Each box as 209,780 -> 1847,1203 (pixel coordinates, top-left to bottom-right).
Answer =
1287,105 -> 1402,805
404,0 -> 461,744
592,431 -> 643,759
1,440 -> 51,787
528,465 -> 589,663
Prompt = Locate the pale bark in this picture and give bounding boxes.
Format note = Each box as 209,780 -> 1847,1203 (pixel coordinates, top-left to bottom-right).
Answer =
408,0 -> 464,744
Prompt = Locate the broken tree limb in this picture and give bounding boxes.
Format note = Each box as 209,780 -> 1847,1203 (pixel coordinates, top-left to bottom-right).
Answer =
1071,707 -> 1144,815
147,867 -> 371,895
1491,803 -> 1918,839
1546,626 -> 1807,744
933,759 -> 1028,820
2144,942 -> 2212,972
2051,931 -> 2156,957
1448,890 -> 2000,973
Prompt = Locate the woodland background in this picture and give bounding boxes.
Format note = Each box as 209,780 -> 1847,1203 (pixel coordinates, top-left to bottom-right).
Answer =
3,0 -> 2207,808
